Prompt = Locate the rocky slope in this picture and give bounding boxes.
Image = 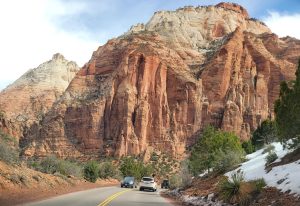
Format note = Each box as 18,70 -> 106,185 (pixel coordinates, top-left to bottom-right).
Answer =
0,54 -> 79,140
22,3 -> 300,159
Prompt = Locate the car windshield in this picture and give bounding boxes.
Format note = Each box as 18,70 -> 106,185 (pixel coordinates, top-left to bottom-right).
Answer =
163,180 -> 169,183
124,177 -> 134,181
142,177 -> 153,182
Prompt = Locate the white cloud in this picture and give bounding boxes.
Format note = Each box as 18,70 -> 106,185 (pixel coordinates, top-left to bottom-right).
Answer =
1,1 -> 300,91
0,0 -> 100,90
263,11 -> 300,39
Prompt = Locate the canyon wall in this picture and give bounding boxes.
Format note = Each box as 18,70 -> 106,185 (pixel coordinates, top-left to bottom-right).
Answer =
3,3 -> 299,159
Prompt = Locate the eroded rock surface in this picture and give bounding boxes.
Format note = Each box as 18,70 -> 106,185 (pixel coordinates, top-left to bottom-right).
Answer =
20,3 -> 300,158
0,54 -> 79,140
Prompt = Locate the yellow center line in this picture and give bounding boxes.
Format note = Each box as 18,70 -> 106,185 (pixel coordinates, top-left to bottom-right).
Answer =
98,189 -> 130,206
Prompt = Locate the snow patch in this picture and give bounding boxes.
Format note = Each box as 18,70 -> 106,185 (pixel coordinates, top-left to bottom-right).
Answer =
226,142 -> 300,196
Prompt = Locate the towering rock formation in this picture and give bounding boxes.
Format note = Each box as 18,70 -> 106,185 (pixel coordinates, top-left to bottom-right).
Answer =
0,54 -> 79,140
21,3 -> 300,159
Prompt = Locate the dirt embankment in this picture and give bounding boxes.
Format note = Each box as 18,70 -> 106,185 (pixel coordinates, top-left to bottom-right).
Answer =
0,161 -> 119,206
166,174 -> 300,206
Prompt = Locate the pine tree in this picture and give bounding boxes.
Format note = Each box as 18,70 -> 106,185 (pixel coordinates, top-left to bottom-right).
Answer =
274,60 -> 300,147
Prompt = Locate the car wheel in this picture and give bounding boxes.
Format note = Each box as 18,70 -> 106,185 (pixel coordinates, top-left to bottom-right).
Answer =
140,188 -> 143,191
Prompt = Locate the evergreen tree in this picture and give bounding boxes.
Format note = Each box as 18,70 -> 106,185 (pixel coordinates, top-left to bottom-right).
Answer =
189,126 -> 244,175
251,120 -> 278,150
275,59 -> 300,147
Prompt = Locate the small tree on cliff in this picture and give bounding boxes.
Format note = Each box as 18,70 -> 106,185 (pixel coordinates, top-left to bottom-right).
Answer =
189,126 -> 244,175
275,59 -> 300,148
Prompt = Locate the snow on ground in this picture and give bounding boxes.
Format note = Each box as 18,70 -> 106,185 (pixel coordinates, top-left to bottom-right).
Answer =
226,142 -> 300,196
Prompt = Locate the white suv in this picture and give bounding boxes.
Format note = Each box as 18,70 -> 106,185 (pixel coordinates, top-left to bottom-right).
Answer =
139,177 -> 157,192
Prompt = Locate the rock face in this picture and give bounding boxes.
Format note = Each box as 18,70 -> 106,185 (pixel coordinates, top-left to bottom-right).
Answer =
22,35 -> 202,158
0,54 -> 79,140
22,3 -> 300,158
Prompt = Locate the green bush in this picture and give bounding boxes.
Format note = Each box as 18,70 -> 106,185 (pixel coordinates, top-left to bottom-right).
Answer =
0,130 -> 17,146
30,156 -> 82,177
214,149 -> 244,173
119,156 -> 153,181
219,174 -> 266,205
252,120 -> 278,150
0,131 -> 19,165
39,156 -> 59,174
242,141 -> 255,154
218,172 -> 252,205
9,174 -> 28,186
189,126 -> 244,175
166,161 -> 193,189
179,160 -> 193,188
58,160 -> 82,177
150,152 -> 159,162
0,111 -> 5,119
250,178 -> 266,193
84,161 -> 99,183
169,174 -> 182,189
265,152 -> 278,165
98,161 -> 118,179
0,141 -> 19,164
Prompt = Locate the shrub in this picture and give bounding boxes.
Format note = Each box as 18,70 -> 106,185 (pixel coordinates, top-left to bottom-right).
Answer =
0,130 -> 17,146
0,141 -> 19,165
39,156 -> 59,174
218,172 -> 253,205
119,156 -> 153,181
219,174 -> 267,205
169,174 -> 182,189
242,141 -> 255,154
262,144 -> 275,154
250,178 -> 266,193
167,161 -> 193,189
84,161 -> 99,183
54,172 -> 68,181
0,111 -> 5,119
27,159 -> 40,170
214,149 -> 244,173
189,126 -> 244,175
98,161 -> 118,179
265,152 -> 278,165
150,152 -> 159,162
30,156 -> 82,177
179,160 -> 193,188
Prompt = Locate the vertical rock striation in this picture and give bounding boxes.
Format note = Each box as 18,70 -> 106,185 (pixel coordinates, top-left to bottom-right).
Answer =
16,3 -> 300,158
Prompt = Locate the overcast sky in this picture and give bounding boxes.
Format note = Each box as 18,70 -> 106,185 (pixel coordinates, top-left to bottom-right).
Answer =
0,0 -> 300,90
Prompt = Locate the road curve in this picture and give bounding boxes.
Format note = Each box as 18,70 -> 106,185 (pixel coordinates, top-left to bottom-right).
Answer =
24,186 -> 174,206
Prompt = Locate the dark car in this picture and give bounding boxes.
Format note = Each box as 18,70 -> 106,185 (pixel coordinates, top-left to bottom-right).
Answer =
161,179 -> 169,189
121,176 -> 136,188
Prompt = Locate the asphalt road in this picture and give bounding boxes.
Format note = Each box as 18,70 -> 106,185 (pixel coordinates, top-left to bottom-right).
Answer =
24,186 -> 174,206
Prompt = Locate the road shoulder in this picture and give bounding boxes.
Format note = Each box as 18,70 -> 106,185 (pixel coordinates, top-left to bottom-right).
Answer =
160,190 -> 182,206
0,179 -> 118,206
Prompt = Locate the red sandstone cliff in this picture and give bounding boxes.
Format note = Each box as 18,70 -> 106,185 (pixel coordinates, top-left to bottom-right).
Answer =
17,3 -> 300,158
0,54 -> 79,140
